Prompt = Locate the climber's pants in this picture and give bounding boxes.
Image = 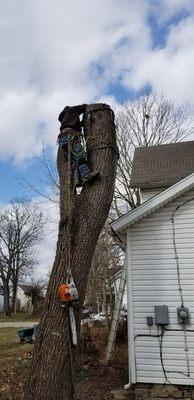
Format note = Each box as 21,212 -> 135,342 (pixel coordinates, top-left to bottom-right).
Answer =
58,131 -> 91,178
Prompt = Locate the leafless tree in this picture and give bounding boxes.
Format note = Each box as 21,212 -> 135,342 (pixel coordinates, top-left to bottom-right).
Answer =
19,144 -> 59,204
86,223 -> 122,319
113,93 -> 194,216
0,200 -> 45,315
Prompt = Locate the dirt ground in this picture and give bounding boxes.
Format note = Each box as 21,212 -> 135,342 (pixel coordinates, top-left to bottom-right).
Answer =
75,340 -> 128,400
0,325 -> 128,400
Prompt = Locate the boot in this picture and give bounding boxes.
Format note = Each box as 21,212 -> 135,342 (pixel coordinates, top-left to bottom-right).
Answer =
82,170 -> 100,184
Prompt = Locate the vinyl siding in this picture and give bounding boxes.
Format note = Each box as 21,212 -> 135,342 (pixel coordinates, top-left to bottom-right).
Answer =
128,189 -> 194,385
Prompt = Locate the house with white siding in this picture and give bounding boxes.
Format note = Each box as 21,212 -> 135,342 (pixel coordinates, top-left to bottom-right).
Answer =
17,285 -> 33,312
112,141 -> 194,391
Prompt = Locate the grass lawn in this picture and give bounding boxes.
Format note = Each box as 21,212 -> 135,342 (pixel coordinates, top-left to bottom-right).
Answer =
0,312 -> 37,322
0,327 -> 33,399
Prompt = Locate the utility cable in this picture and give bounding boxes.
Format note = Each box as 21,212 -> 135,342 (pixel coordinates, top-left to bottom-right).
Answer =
183,325 -> 190,378
134,333 -> 162,340
171,197 -> 194,307
135,327 -> 191,383
165,328 -> 194,333
171,197 -> 194,380
157,326 -> 172,384
160,327 -> 190,382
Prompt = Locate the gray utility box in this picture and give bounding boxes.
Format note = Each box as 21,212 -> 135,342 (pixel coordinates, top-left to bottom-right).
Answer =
154,305 -> 169,326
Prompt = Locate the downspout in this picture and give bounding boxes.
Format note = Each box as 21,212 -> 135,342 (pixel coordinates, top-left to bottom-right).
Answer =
111,226 -> 132,390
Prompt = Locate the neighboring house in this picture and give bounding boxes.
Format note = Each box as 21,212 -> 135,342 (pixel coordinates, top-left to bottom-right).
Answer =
18,284 -> 46,315
112,141 -> 194,389
0,285 -> 19,313
0,284 -> 45,314
17,285 -> 34,313
0,284 -> 33,313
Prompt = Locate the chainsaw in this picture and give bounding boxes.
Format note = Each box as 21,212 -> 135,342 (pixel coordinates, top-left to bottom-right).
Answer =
58,273 -> 79,346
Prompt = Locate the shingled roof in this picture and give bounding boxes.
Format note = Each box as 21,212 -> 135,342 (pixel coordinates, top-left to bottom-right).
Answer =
130,140 -> 194,189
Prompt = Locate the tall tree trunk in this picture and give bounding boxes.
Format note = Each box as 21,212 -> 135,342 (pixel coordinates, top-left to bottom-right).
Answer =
25,103 -> 117,400
4,282 -> 11,316
12,272 -> 18,313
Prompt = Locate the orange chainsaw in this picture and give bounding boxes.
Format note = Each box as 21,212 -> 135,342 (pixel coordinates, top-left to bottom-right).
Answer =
58,274 -> 79,346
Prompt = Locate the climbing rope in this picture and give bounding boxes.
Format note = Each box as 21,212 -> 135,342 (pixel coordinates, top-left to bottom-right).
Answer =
64,137 -> 77,391
86,136 -> 119,157
67,137 -> 72,276
84,107 -> 119,157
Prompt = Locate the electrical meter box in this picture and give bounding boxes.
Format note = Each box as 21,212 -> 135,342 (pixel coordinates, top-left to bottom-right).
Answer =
154,305 -> 169,325
177,306 -> 190,325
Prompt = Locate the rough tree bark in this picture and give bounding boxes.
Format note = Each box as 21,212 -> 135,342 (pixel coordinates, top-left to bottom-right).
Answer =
25,104 -> 117,400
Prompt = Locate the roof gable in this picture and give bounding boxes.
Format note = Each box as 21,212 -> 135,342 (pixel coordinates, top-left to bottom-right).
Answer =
112,173 -> 194,234
19,284 -> 34,295
131,141 -> 194,189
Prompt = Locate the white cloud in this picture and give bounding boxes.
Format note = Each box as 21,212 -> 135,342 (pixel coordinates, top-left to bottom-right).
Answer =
126,15 -> 194,103
1,0 -> 194,164
0,0 -> 150,162
157,0 -> 194,21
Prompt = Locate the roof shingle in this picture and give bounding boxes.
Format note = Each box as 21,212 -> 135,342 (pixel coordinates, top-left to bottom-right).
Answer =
130,141 -> 194,189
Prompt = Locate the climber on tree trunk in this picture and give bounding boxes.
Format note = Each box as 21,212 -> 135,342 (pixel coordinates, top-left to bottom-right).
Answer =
57,104 -> 100,187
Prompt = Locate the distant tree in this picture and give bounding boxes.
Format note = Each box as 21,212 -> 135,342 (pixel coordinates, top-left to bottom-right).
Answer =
86,223 -> 122,319
20,144 -> 59,204
0,200 -> 44,315
28,280 -> 46,316
113,93 -> 194,217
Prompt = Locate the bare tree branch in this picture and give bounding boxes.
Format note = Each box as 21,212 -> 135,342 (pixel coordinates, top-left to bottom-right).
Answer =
112,93 -> 194,217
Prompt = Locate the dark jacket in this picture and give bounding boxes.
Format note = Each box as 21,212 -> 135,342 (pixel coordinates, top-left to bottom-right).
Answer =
58,104 -> 87,132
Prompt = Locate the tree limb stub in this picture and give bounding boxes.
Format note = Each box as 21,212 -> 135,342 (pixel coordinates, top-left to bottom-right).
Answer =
25,103 -> 117,400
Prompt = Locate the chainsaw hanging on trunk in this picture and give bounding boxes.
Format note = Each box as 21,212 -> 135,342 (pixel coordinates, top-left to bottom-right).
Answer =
58,273 -> 79,346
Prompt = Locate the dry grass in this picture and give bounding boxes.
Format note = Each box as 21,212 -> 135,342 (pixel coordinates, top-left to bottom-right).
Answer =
0,327 -> 32,359
0,328 -> 33,400
0,324 -> 128,400
0,313 -> 36,323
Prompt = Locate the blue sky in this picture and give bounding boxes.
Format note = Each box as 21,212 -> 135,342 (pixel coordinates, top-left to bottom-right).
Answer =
1,0 -> 194,277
